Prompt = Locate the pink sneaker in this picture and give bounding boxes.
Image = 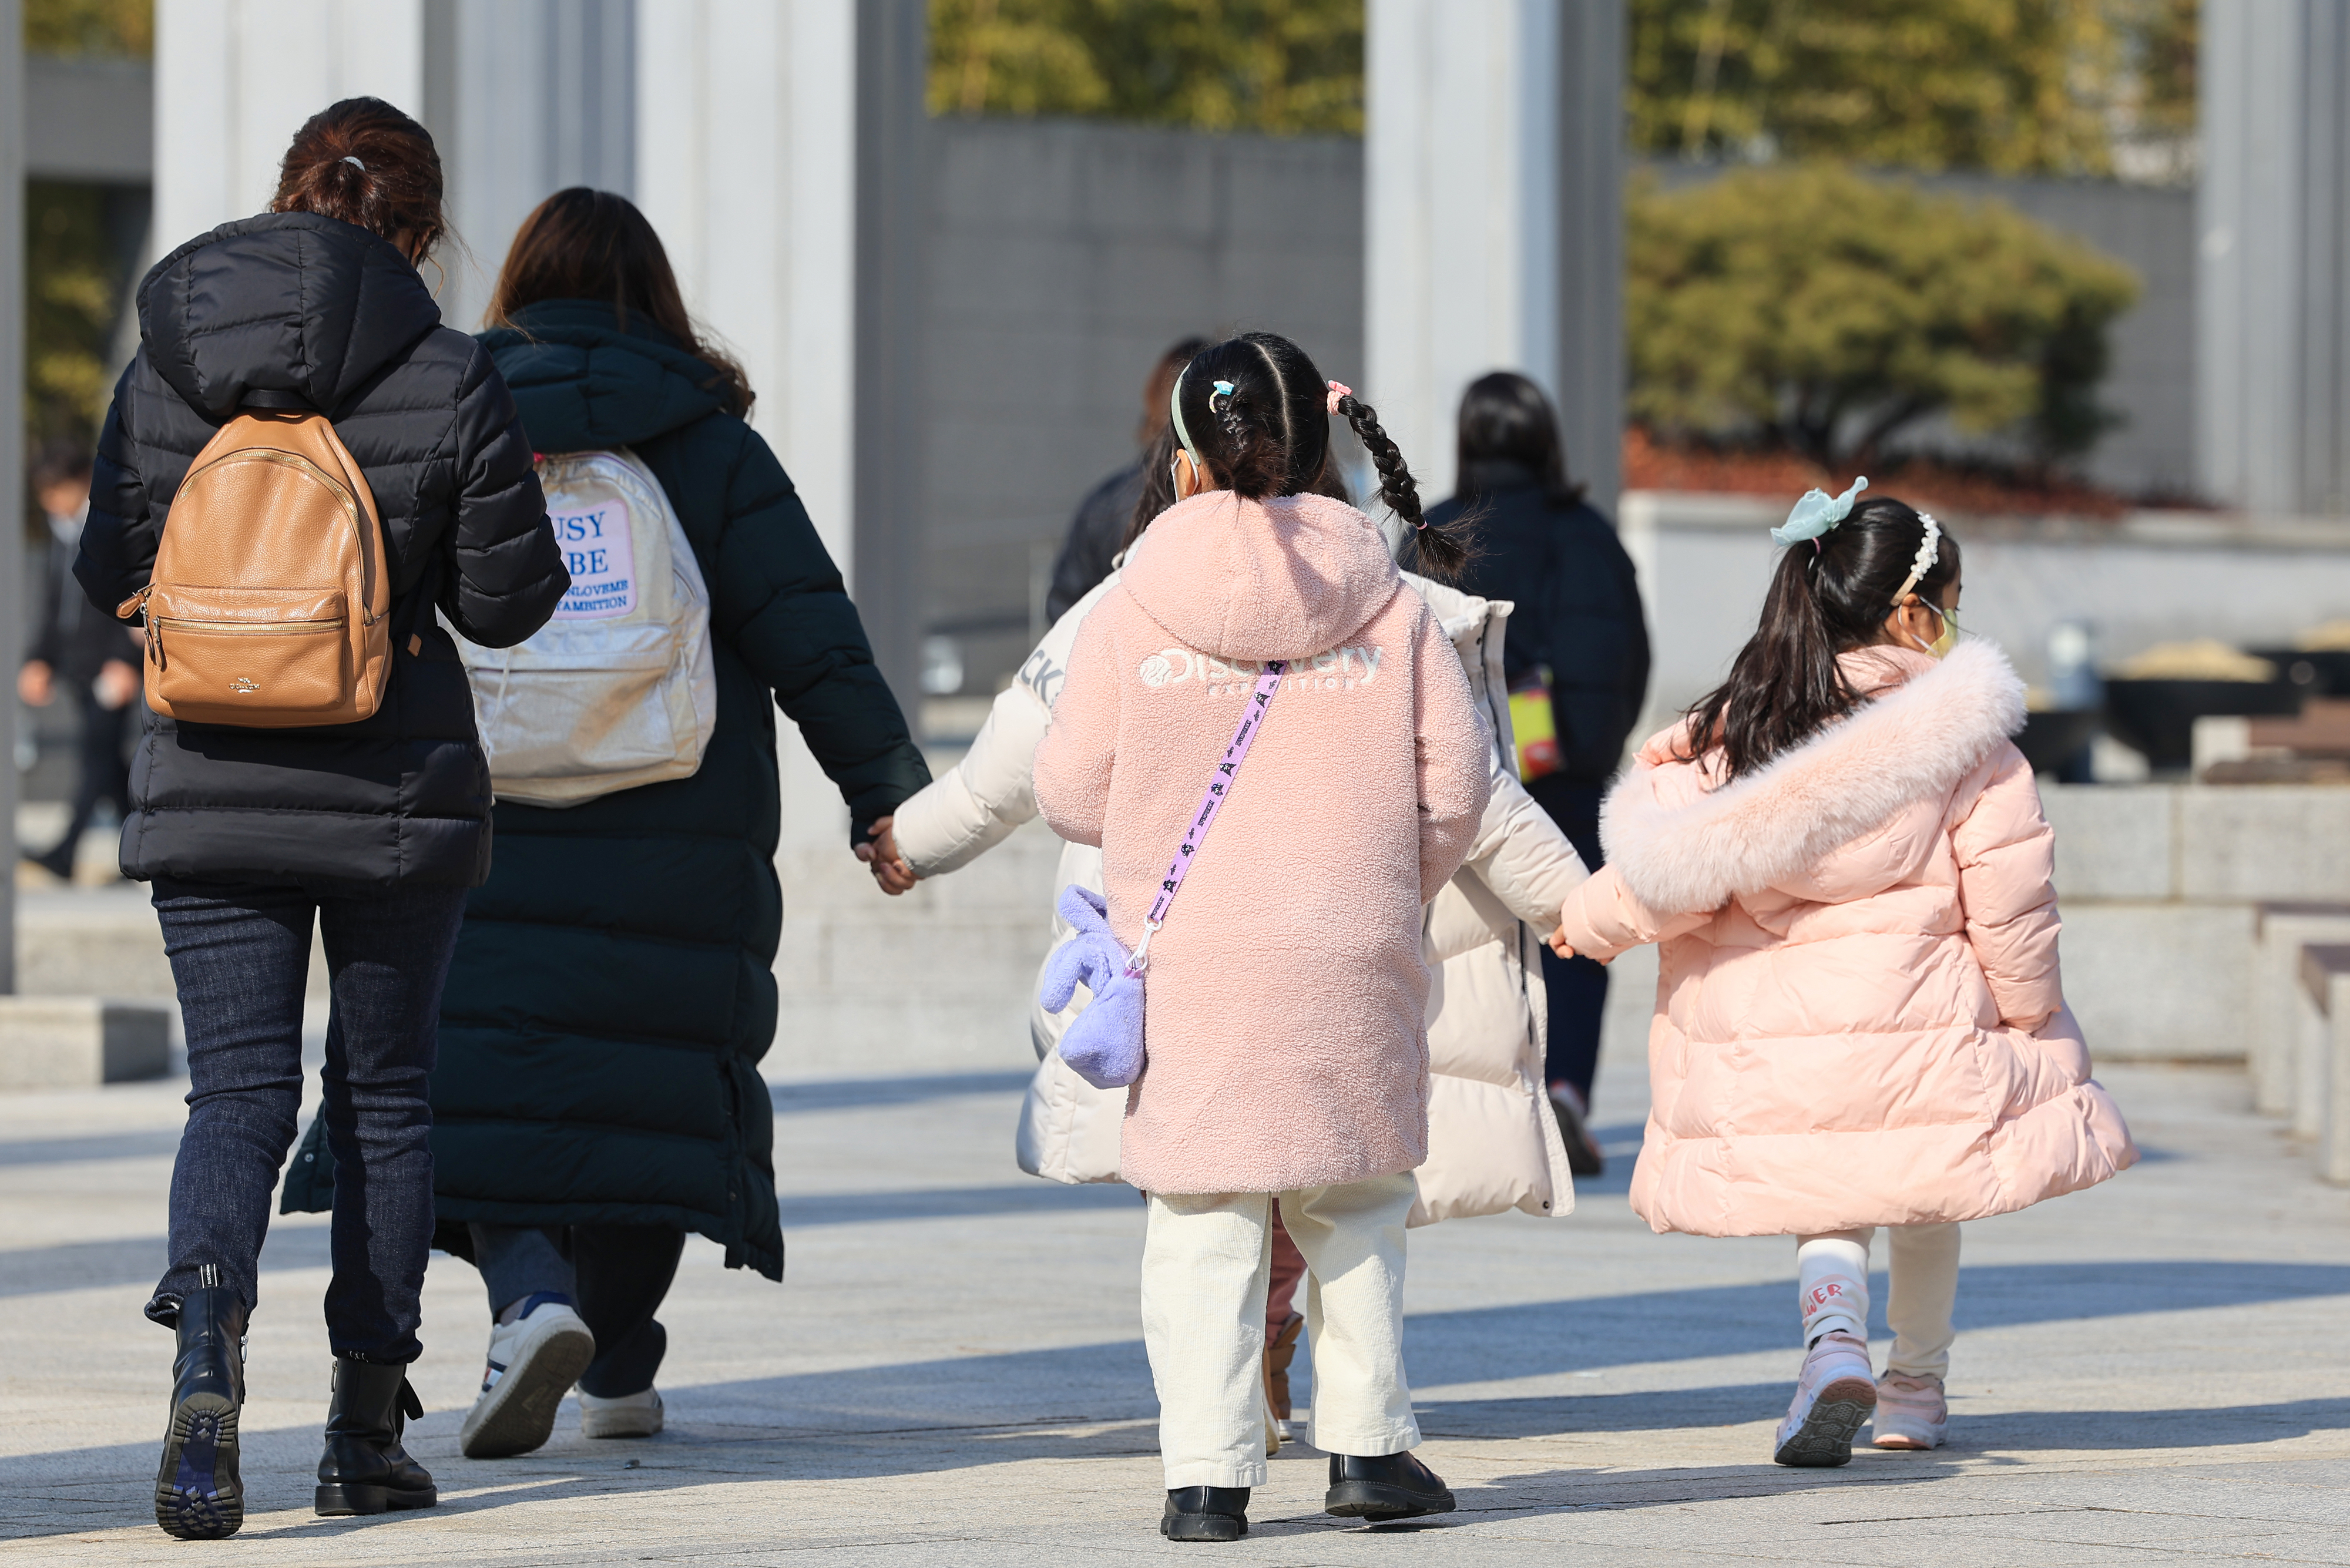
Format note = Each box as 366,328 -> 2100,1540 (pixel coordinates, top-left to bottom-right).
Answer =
1772,1331 -> 1876,1467
1871,1371 -> 1947,1449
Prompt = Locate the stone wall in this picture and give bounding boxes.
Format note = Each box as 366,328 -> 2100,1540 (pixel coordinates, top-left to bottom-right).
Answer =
921,118 -> 1365,703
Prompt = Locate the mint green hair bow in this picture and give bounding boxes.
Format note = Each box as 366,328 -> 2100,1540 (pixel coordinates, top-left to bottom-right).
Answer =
1770,476 -> 1868,547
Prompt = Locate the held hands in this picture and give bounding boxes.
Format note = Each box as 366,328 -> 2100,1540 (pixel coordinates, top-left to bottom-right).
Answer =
1547,924 -> 1609,964
854,815 -> 918,895
16,661 -> 52,707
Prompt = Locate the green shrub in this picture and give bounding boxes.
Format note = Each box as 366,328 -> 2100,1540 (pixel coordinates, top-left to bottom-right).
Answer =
1627,164 -> 2140,471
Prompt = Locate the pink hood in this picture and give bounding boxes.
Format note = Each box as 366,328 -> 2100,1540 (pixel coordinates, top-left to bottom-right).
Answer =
1120,490 -> 1402,662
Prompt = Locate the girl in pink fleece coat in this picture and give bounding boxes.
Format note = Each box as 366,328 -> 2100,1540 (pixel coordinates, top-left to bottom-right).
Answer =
1553,486 -> 2136,1470
1033,334 -> 1491,1542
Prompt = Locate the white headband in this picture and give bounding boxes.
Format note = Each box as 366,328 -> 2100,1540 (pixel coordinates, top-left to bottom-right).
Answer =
1892,513 -> 1942,605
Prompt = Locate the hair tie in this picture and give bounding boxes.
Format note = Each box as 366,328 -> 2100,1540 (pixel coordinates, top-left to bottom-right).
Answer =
1325,380 -> 1353,415
1771,475 -> 1867,547
341,155 -> 367,173
1210,378 -> 1235,407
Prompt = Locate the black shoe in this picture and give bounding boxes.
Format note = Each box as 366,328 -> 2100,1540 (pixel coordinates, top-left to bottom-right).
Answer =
1160,1486 -> 1250,1542
1325,1451 -> 1455,1520
1549,1089 -> 1606,1177
26,842 -> 75,882
315,1358 -> 438,1516
153,1274 -> 247,1540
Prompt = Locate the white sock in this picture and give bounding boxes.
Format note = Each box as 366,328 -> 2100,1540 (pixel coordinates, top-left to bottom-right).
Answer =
1796,1235 -> 1870,1344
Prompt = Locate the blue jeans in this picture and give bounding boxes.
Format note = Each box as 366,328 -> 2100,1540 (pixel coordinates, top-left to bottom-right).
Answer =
152,878 -> 468,1364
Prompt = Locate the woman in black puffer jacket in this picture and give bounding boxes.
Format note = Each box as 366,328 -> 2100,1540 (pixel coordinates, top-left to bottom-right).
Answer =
76,99 -> 566,1538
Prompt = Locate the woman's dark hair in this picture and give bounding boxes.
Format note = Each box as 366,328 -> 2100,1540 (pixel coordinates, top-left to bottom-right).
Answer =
1164,331 -> 1469,578
1684,496 -> 1960,781
1456,371 -> 1584,504
488,187 -> 754,418
271,98 -> 447,263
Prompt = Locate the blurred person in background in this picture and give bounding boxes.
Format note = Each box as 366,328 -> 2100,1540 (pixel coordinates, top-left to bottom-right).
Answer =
1421,373 -> 1650,1177
1043,336 -> 1211,622
19,439 -> 141,882
80,99 -> 568,1538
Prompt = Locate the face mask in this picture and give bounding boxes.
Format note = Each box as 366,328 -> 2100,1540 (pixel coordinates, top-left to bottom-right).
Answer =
1915,602 -> 1959,659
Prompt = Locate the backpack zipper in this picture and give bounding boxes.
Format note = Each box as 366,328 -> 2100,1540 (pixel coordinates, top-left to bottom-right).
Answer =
147,614 -> 346,671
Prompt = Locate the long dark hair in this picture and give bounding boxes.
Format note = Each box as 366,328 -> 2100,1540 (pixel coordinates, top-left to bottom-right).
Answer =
1686,496 -> 1960,781
271,98 -> 447,263
487,187 -> 754,418
1456,371 -> 1585,504
1156,331 -> 1468,578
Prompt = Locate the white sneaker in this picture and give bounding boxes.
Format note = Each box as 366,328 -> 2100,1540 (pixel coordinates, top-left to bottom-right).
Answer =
1772,1331 -> 1877,1468
579,1386 -> 664,1440
1871,1371 -> 1948,1449
458,1295 -> 596,1459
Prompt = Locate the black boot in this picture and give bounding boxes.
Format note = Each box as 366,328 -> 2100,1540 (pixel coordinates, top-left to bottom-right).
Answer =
152,1272 -> 247,1539
1325,1451 -> 1455,1520
1160,1486 -> 1250,1542
315,1358 -> 438,1516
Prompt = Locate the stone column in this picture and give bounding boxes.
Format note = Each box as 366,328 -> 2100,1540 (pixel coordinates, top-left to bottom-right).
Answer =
2198,0 -> 2350,515
427,0 -> 638,330
0,0 -> 24,991
1365,0 -> 1623,512
153,0 -> 428,246
636,0 -> 926,858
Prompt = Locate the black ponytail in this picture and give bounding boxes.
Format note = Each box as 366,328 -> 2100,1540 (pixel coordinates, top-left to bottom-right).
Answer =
1167,331 -> 1471,578
1684,497 -> 1959,780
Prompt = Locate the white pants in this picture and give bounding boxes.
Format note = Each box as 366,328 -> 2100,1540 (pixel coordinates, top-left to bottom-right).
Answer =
1140,1172 -> 1421,1488
1795,1223 -> 1962,1378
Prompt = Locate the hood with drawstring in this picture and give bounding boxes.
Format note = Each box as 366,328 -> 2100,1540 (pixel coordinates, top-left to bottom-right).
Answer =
1032,489 -> 1494,1194
78,211 -> 565,888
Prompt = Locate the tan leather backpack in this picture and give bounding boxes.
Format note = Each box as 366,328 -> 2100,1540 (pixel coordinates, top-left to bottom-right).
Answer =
119,409 -> 392,727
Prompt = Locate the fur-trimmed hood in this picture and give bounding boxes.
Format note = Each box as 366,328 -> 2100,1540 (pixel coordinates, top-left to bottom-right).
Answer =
1602,640 -> 2027,915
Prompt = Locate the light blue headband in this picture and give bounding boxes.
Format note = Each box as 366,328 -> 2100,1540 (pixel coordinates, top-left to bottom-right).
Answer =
1169,370 -> 1236,469
1771,476 -> 1868,547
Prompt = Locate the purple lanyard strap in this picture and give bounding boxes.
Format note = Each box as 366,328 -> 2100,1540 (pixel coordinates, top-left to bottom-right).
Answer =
1126,657 -> 1288,976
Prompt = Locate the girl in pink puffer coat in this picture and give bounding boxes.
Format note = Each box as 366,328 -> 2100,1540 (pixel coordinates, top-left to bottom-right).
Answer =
1553,485 -> 2136,1469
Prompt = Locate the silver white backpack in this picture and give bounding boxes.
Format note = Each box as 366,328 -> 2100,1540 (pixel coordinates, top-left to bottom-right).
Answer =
453,448 -> 717,807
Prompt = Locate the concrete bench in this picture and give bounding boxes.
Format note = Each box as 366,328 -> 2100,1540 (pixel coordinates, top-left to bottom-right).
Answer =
2252,905 -> 2350,1122
0,997 -> 172,1090
2295,945 -> 2350,1183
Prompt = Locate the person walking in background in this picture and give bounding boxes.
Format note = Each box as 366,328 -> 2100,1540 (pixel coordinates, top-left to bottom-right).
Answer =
1551,485 -> 2136,1467
19,440 -> 140,882
1422,373 -> 1649,1176
1034,333 -> 1491,1542
405,188 -> 929,1460
79,99 -> 567,1539
872,421 -> 1587,1456
1043,336 -> 1210,622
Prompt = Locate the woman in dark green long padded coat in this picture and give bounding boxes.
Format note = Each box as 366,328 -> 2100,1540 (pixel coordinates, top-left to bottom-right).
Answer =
404,189 -> 925,1458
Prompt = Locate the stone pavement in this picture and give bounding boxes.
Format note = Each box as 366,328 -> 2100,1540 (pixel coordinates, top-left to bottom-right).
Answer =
2,1046 -> 2346,1564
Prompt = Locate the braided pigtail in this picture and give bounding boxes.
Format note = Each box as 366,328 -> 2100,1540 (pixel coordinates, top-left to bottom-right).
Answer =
1335,391 -> 1466,579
